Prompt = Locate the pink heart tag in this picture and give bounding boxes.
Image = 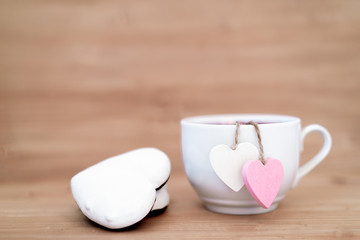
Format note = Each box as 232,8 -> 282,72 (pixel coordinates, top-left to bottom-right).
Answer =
242,159 -> 284,209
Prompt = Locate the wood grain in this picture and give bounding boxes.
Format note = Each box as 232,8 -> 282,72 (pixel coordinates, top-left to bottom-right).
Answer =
0,0 -> 359,239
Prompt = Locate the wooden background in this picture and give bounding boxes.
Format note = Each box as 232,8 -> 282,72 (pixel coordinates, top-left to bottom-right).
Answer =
0,0 -> 359,239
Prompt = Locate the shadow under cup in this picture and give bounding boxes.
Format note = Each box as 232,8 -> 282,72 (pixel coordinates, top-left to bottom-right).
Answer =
180,114 -> 326,215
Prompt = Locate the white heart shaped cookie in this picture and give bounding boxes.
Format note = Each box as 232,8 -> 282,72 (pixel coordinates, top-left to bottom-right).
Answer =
210,142 -> 259,192
89,148 -> 171,190
152,185 -> 170,212
71,169 -> 156,229
71,148 -> 171,229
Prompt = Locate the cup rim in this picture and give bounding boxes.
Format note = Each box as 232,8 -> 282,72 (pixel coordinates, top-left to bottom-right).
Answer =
181,114 -> 300,127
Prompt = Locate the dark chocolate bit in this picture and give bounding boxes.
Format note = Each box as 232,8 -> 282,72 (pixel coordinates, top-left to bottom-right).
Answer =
147,206 -> 168,218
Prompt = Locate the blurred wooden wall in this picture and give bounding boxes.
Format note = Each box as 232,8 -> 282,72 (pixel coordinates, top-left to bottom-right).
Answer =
0,0 -> 359,182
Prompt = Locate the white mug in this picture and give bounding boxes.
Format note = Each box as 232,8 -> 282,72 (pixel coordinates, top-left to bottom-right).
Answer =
180,114 -> 332,215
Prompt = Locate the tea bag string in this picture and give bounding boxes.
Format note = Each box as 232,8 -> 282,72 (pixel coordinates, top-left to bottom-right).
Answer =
232,121 -> 241,150
232,121 -> 265,165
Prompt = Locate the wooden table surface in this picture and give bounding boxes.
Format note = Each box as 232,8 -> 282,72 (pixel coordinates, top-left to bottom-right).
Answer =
1,0 -> 359,239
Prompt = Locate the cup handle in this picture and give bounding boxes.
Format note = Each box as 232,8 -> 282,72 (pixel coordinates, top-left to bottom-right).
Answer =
292,124 -> 332,188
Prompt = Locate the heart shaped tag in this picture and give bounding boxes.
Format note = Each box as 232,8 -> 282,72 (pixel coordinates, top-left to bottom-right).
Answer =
242,159 -> 284,208
210,143 -> 259,192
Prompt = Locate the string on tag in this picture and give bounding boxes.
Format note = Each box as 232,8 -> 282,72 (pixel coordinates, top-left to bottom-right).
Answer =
232,121 -> 266,165
246,121 -> 265,164
231,121 -> 241,150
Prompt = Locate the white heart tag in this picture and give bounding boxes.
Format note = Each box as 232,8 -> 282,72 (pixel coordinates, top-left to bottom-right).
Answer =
210,142 -> 259,192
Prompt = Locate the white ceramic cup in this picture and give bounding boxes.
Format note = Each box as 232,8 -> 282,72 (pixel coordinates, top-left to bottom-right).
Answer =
180,114 -> 332,215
